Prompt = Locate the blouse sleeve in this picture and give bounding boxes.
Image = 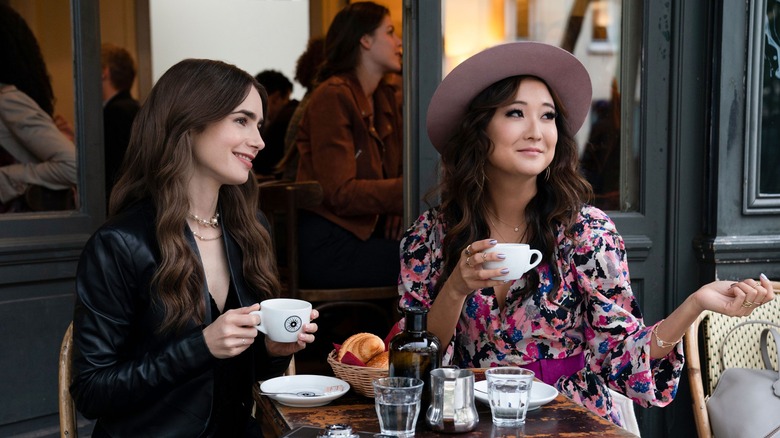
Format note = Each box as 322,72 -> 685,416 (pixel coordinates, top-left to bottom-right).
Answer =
0,89 -> 77,203
562,209 -> 684,410
398,208 -> 443,308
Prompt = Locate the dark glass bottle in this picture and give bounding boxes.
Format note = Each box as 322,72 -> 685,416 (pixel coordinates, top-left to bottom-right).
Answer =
388,306 -> 441,418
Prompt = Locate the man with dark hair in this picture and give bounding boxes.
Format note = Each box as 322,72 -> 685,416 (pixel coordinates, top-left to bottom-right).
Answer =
253,70 -> 298,176
101,43 -> 139,205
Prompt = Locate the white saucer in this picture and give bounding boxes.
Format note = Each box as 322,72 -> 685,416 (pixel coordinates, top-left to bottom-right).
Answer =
474,379 -> 558,411
260,375 -> 350,407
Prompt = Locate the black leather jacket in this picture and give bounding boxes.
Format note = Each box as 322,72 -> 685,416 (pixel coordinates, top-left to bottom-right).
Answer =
71,200 -> 289,437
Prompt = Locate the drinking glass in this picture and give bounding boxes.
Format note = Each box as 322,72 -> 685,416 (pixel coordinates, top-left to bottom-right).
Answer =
485,367 -> 534,427
372,377 -> 424,437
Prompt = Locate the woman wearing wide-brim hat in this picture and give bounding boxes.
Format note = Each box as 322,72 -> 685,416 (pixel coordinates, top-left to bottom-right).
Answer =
398,41 -> 774,426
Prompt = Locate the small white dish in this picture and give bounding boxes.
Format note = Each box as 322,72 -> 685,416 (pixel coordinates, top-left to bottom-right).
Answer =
260,375 -> 350,407
474,379 -> 558,411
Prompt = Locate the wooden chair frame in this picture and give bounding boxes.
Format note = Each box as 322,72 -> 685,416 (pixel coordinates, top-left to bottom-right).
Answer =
59,322 -> 77,438
684,289 -> 780,438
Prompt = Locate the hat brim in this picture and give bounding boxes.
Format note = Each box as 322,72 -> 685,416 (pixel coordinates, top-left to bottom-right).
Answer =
426,42 -> 592,153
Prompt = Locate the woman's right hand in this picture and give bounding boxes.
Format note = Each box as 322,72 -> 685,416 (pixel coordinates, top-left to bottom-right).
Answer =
449,239 -> 507,296
202,304 -> 261,359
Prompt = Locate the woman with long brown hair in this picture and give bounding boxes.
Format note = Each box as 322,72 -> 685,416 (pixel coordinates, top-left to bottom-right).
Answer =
295,1 -> 404,288
72,58 -> 317,437
399,42 -> 774,427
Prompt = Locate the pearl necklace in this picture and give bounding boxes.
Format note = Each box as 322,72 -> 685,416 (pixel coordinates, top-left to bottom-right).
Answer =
188,210 -> 221,241
188,212 -> 219,228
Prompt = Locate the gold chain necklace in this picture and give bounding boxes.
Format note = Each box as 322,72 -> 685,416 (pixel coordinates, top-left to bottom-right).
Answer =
488,209 -> 522,233
191,229 -> 223,241
487,212 -> 526,243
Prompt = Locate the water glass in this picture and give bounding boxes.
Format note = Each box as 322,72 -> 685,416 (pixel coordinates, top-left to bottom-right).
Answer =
485,367 -> 534,427
373,377 -> 424,437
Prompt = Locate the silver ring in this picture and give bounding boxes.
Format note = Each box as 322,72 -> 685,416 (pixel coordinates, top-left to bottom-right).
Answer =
481,252 -> 487,262
465,245 -> 473,257
242,338 -> 246,345
465,256 -> 473,268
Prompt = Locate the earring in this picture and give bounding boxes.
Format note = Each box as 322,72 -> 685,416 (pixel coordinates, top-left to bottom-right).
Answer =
544,167 -> 551,181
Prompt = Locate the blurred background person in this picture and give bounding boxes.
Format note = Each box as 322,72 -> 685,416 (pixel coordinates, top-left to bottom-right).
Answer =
101,43 -> 140,206
276,36 -> 325,181
253,69 -> 297,177
294,1 -> 404,289
0,3 -> 77,213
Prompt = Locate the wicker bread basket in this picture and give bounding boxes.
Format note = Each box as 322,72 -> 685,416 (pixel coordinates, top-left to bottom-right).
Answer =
327,349 -> 388,397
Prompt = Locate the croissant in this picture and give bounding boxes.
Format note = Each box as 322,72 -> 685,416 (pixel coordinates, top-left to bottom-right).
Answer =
365,350 -> 389,369
338,332 -> 385,364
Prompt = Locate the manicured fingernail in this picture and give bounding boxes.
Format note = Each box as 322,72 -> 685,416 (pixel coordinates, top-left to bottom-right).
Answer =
489,239 -> 497,245
760,273 -> 768,281
497,254 -> 506,259
500,268 -> 510,274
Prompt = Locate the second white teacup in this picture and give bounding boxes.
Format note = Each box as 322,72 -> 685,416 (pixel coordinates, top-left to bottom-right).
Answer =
483,243 -> 542,281
250,298 -> 311,343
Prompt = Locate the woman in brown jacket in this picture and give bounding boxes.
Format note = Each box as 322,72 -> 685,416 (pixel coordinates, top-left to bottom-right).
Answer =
295,1 -> 404,288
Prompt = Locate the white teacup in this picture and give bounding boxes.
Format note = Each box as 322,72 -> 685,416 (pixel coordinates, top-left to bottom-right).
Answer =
250,298 -> 312,343
483,243 -> 542,280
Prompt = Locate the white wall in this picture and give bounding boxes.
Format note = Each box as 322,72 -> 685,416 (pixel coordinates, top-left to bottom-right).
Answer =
150,0 -> 309,99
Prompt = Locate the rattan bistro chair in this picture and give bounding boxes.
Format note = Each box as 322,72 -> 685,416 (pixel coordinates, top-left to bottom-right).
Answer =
59,322 -> 77,438
684,293 -> 780,438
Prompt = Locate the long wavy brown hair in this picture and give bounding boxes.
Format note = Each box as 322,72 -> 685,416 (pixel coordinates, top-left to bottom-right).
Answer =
316,1 -> 389,84
109,59 -> 280,334
435,75 -> 593,294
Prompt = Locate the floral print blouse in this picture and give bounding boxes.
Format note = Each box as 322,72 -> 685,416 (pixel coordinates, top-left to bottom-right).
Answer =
398,205 -> 684,425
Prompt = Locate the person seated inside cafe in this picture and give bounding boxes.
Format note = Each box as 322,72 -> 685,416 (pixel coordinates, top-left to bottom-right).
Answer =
294,1 -> 404,289
397,41 -> 776,427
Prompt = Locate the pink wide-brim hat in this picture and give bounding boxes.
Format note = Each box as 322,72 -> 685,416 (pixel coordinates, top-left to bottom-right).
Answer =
426,41 -> 593,153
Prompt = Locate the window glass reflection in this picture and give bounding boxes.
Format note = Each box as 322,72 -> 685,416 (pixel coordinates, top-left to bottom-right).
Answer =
0,1 -> 77,213
761,0 -> 780,194
442,0 -> 640,211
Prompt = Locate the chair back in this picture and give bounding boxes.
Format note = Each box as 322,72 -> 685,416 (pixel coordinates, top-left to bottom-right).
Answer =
684,295 -> 780,438
699,297 -> 780,394
59,322 -> 77,437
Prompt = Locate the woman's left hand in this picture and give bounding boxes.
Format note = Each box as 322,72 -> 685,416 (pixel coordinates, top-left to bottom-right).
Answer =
692,274 -> 775,316
264,308 -> 319,357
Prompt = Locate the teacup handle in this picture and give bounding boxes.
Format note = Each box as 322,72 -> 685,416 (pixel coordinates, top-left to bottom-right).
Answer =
527,249 -> 542,270
249,310 -> 267,335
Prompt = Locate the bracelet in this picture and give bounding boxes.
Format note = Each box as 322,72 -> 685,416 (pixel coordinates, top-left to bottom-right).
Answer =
652,320 -> 681,349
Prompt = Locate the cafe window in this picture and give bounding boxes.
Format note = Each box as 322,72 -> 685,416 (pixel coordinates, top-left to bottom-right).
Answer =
745,0 -> 780,212
442,0 -> 640,212
1,0 -> 78,214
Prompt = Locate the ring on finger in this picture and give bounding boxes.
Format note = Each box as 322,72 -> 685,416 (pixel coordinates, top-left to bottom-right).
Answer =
481,252 -> 488,262
466,256 -> 473,268
465,245 -> 473,257
741,301 -> 755,308
242,338 -> 246,345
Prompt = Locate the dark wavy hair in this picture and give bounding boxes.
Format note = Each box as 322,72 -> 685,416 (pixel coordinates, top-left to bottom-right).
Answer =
0,4 -> 55,115
435,75 -> 593,295
316,1 -> 389,83
295,37 -> 325,93
110,58 -> 278,334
